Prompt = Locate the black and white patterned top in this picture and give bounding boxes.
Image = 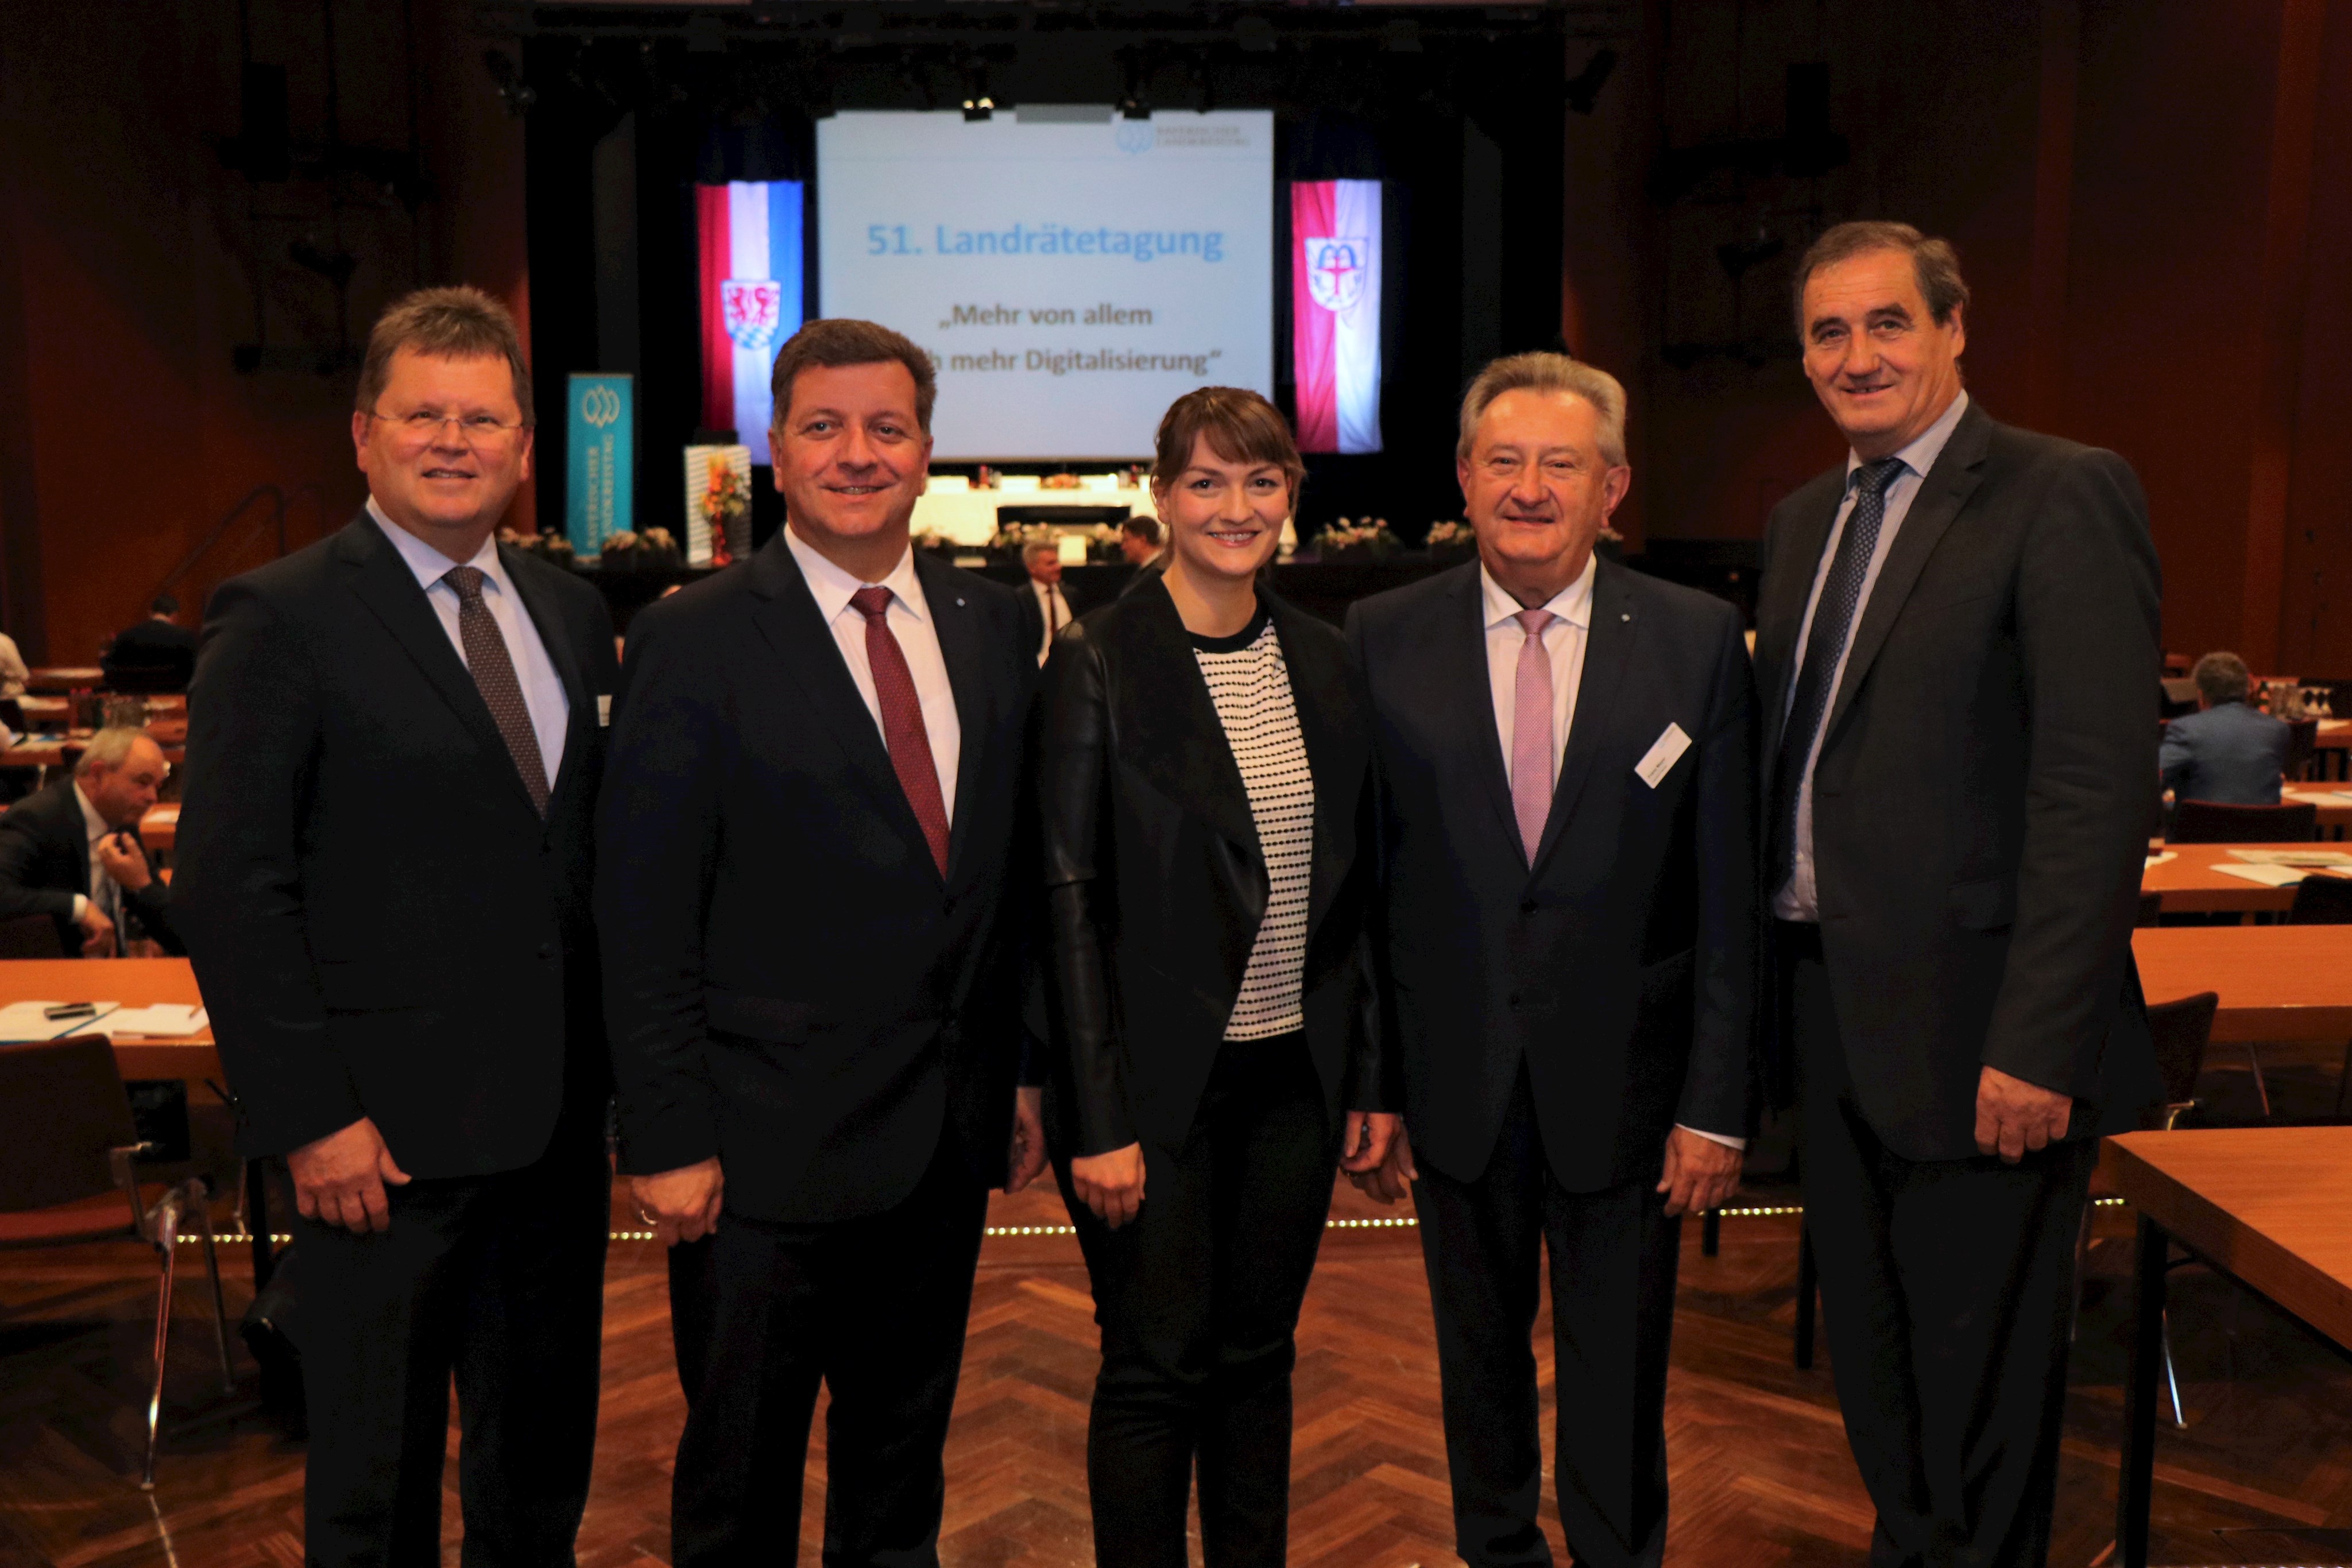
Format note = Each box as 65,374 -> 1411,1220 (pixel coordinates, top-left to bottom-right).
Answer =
1192,607 -> 1315,1040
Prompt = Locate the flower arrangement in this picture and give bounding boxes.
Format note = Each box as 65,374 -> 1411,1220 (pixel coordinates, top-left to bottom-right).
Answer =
912,529 -> 958,555
698,458 -> 751,567
1312,517 -> 1398,561
1424,519 -> 1476,559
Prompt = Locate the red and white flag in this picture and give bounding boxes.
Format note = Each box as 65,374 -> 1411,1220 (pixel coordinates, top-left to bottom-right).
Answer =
696,180 -> 804,465
1290,180 -> 1382,454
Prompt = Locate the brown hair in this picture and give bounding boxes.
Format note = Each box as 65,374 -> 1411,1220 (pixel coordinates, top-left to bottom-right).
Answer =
355,286 -> 533,424
1149,386 -> 1306,505
768,318 -> 938,433
1121,513 -> 1162,547
1792,221 -> 1971,334
2192,651 -> 2253,706
1457,352 -> 1627,465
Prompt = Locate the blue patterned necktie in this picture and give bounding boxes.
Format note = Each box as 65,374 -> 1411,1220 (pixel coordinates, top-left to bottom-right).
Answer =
1769,456 -> 1906,893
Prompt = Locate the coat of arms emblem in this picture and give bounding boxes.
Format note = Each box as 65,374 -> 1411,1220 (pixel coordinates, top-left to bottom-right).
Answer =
1303,239 -> 1368,312
721,280 -> 784,352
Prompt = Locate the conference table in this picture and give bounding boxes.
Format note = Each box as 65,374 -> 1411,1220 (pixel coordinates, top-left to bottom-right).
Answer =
2132,924 -> 2352,1040
0,958 -> 270,1278
2282,783 -> 2352,834
2139,842 -> 2352,915
2105,1126 -> 2352,1567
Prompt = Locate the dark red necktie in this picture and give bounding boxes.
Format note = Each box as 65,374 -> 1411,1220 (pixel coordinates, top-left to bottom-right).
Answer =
849,586 -> 951,876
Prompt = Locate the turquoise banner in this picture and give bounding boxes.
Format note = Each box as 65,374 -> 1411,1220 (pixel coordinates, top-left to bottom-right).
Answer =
566,373 -> 634,558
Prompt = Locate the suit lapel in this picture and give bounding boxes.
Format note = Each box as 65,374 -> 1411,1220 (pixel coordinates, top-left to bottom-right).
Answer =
1529,559 -> 1633,875
1435,564 -> 1525,855
334,517 -> 539,818
1820,401 -> 1994,749
746,536 -> 942,880
914,552 -> 993,884
1119,577 -> 1260,856
501,545 -> 590,802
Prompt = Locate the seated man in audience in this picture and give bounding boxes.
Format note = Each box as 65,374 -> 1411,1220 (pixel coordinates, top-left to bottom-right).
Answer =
0,626 -> 26,697
102,595 -> 200,693
2160,650 -> 2289,804
0,725 -> 177,956
1013,536 -> 1071,664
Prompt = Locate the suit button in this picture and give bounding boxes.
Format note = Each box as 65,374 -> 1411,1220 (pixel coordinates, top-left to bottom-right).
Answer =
1507,991 -> 1522,1008
1519,899 -> 1537,913
538,944 -> 553,960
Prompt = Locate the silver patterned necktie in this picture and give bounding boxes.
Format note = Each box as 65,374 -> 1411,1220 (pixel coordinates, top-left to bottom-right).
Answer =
443,566 -> 551,816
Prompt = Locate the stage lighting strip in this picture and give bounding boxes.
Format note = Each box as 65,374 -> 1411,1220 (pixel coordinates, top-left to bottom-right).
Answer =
188,1198 -> 2133,1247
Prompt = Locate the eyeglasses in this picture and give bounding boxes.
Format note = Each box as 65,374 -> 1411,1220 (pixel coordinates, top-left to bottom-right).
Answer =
365,408 -> 531,450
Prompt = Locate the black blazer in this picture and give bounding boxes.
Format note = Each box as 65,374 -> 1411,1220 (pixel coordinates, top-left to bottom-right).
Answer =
0,777 -> 179,954
103,620 -> 199,694
597,536 -> 1037,1225
175,513 -> 618,1178
1754,400 -> 2163,1161
1038,580 -> 1386,1159
1347,558 -> 1757,1192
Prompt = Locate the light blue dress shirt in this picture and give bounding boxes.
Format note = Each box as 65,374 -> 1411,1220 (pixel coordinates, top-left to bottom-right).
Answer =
366,499 -> 568,792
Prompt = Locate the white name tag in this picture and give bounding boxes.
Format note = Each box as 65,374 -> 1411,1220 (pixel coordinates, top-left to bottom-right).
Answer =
597,694 -> 612,728
1634,722 -> 1692,788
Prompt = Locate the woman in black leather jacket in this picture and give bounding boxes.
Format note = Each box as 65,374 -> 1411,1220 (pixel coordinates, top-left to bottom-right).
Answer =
1038,386 -> 1400,1568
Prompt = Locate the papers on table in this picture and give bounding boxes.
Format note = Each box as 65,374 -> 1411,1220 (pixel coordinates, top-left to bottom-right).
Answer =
0,1001 -> 119,1042
0,1000 -> 206,1042
2213,863 -> 2311,888
2228,849 -> 2352,867
105,1004 -> 208,1037
2146,852 -> 2177,870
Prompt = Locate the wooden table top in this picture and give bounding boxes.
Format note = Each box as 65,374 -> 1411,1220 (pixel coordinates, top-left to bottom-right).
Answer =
23,667 -> 104,695
2133,924 -> 2352,1042
140,802 -> 180,852
2283,785 -> 2352,824
2316,721 -> 2352,750
2141,842 -> 2352,912
0,957 -> 218,1079
2100,1126 -> 2352,1349
0,740 -> 184,769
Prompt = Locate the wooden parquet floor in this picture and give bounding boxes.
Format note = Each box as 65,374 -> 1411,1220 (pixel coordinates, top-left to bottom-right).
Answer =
7,1130 -> 2352,1568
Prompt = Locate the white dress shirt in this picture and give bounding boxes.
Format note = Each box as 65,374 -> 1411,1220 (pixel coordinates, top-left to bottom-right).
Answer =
1029,577 -> 1070,666
1482,555 -> 1596,796
786,526 -> 962,823
1772,391 -> 1971,922
1483,553 -> 1742,1151
68,784 -> 115,924
368,498 -> 568,792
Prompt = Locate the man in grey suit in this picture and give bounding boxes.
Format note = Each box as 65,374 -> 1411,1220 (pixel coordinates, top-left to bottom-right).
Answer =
1755,222 -> 2160,1567
2160,651 -> 2290,805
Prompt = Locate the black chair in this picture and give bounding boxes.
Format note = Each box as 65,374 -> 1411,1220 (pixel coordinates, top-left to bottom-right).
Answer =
2285,873 -> 2352,1117
2169,799 -> 2317,843
2285,718 -> 2320,784
2136,889 -> 2164,928
0,1036 -> 234,1488
0,912 -> 64,958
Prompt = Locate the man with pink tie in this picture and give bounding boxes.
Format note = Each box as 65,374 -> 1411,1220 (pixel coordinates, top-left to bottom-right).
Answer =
1346,353 -> 1757,1568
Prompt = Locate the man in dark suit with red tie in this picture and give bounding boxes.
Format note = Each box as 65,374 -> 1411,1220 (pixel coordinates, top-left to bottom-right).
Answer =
176,287 -> 619,1566
1756,222 -> 2160,1566
598,318 -> 1047,1568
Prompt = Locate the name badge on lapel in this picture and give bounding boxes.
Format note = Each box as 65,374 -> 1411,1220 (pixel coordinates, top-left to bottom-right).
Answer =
1634,722 -> 1692,788
597,694 -> 612,727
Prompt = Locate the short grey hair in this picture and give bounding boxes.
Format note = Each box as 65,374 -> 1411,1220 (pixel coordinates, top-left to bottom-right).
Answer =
75,726 -> 154,779
1457,353 -> 1628,467
1021,539 -> 1060,562
1793,220 -> 1971,334
2191,651 -> 2253,706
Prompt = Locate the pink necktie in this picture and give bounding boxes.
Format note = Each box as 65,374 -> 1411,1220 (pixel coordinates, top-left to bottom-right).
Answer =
1511,608 -> 1556,862
849,586 -> 951,876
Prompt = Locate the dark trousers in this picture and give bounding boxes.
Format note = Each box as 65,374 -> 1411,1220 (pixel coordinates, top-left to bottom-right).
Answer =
1055,1034 -> 1337,1568
1784,923 -> 2098,1568
292,1114 -> 610,1568
670,1136 -> 991,1568
1414,1067 -> 1681,1568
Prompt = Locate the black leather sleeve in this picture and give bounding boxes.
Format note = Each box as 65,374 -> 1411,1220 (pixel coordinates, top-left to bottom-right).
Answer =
1038,625 -> 1135,1155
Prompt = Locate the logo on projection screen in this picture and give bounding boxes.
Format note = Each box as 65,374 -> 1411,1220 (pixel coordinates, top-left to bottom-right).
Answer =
1303,239 -> 1368,311
721,280 -> 786,351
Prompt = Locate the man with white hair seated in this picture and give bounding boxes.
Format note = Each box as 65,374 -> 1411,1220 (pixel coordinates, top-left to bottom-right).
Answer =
0,725 -> 177,956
